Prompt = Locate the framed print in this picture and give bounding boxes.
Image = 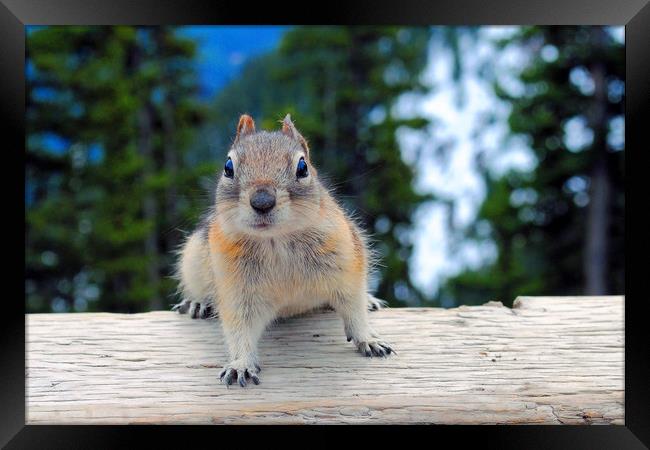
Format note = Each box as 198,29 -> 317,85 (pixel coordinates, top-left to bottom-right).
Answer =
2,0 -> 648,447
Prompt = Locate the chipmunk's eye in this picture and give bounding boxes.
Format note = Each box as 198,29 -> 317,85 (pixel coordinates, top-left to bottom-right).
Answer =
296,157 -> 308,178
224,157 -> 234,178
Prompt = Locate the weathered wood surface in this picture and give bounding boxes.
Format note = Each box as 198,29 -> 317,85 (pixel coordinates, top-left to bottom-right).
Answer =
26,296 -> 624,425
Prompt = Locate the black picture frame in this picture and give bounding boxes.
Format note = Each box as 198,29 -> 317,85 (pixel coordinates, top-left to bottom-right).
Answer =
3,0 -> 648,447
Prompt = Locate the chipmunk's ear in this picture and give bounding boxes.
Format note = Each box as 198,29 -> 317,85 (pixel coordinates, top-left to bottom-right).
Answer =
235,114 -> 256,142
281,114 -> 310,159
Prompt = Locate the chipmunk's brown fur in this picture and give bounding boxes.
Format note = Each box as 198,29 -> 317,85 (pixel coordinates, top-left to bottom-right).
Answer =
173,114 -> 393,387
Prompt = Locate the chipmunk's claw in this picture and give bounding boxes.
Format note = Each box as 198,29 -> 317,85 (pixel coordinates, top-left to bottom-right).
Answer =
171,298 -> 191,314
189,302 -> 201,319
199,302 -> 214,319
220,368 -> 235,386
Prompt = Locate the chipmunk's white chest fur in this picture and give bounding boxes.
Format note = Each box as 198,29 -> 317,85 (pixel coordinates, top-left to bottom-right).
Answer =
209,228 -> 355,314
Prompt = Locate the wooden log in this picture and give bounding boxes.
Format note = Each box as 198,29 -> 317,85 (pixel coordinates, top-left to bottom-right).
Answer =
25,296 -> 624,424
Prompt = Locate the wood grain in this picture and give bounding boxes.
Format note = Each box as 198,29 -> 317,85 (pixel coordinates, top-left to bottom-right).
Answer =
26,296 -> 624,424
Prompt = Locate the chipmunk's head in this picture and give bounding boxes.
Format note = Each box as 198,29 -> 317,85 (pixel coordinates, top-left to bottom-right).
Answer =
215,114 -> 322,237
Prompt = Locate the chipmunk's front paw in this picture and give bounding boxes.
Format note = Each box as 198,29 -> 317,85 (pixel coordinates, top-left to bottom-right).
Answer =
345,327 -> 395,357
171,299 -> 216,320
219,360 -> 261,387
348,336 -> 394,357
358,340 -> 394,357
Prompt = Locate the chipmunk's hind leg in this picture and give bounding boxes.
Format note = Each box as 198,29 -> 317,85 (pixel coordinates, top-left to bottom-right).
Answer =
172,297 -> 217,319
173,228 -> 218,320
367,294 -> 387,311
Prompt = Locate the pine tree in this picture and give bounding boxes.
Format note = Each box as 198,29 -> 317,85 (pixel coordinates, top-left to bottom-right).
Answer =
26,26 -> 205,313
440,26 -> 624,305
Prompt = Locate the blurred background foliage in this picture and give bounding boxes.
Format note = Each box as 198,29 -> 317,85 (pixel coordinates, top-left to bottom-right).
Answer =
25,26 -> 624,313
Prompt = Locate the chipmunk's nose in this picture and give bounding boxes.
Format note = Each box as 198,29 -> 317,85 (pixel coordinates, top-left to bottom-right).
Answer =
250,188 -> 276,214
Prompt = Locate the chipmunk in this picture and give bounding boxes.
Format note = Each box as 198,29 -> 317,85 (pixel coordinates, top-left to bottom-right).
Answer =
172,114 -> 393,387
